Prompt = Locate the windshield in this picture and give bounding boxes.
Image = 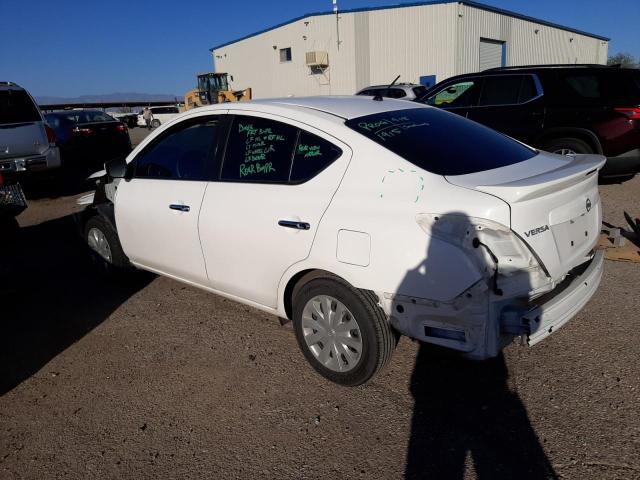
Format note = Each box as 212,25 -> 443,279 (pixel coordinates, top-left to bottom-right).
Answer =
0,89 -> 41,125
345,107 -> 537,176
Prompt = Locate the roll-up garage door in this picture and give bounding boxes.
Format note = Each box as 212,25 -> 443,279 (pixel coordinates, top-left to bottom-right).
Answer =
479,39 -> 505,71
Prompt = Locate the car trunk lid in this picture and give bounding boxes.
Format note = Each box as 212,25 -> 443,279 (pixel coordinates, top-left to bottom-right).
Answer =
445,152 -> 606,280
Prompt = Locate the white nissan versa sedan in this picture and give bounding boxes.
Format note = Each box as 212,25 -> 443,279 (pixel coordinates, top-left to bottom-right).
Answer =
79,96 -> 605,385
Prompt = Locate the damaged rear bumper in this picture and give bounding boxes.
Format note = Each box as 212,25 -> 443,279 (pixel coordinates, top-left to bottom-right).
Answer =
517,250 -> 604,346
381,250 -> 603,360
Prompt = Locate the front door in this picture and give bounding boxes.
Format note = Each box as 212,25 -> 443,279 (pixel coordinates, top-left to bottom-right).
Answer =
199,112 -> 351,308
115,114 -> 225,285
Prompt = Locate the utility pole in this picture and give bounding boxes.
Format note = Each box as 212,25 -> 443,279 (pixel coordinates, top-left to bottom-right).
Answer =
333,0 -> 340,50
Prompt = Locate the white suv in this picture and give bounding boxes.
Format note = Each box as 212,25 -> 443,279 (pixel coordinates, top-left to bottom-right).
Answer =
80,96 -> 605,385
0,82 -> 61,173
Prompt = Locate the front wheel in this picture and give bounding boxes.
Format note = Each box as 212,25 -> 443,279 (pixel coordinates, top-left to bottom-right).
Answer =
85,215 -> 130,274
292,275 -> 396,386
151,119 -> 161,128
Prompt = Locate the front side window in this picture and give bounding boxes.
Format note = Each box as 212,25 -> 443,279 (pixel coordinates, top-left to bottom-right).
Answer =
345,107 -> 537,176
134,117 -> 220,180
426,80 -> 480,108
220,116 -> 297,183
279,47 -> 292,62
388,89 -> 407,99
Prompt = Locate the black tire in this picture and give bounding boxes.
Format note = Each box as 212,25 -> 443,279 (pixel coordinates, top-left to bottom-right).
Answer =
151,119 -> 160,128
542,137 -> 593,156
292,274 -> 396,386
84,215 -> 130,274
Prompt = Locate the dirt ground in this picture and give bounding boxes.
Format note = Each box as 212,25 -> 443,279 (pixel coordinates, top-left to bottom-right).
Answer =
1,128 -> 639,479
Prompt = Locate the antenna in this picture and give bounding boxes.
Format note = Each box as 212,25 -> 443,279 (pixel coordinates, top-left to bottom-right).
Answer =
333,0 -> 340,50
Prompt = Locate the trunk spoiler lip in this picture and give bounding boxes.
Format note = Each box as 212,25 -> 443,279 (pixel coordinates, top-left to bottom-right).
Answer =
445,153 -> 606,204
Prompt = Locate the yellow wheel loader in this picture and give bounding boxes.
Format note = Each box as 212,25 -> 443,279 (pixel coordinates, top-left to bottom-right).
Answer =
185,72 -> 251,109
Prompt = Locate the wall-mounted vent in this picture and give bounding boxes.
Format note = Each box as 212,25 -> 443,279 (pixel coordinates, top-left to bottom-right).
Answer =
305,51 -> 329,67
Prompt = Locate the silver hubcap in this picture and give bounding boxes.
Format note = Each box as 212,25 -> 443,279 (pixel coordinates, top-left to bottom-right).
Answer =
554,148 -> 577,156
87,227 -> 112,263
301,295 -> 363,373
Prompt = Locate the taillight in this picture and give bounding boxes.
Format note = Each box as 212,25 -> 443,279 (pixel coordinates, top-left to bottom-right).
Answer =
116,123 -> 128,132
45,124 -> 56,145
615,107 -> 640,120
72,126 -> 95,136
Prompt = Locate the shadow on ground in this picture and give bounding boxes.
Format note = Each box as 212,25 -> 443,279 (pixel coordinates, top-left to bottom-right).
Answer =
405,346 -> 558,480
0,214 -> 153,395
20,167 -> 99,200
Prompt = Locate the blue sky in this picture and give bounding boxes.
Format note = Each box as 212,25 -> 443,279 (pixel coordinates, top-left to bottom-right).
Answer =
1,0 -> 638,98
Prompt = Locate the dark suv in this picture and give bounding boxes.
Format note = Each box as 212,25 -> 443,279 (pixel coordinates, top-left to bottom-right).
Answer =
417,65 -> 640,178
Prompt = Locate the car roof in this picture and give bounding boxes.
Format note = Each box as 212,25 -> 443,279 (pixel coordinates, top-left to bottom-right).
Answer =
230,96 -> 425,119
457,65 -> 636,77
361,84 -> 420,89
0,82 -> 25,91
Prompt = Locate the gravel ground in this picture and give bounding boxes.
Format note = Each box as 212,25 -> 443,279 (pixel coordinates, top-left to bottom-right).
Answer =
1,130 -> 639,479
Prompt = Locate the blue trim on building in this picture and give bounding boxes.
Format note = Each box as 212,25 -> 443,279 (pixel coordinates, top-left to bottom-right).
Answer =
209,0 -> 610,51
501,41 -> 507,67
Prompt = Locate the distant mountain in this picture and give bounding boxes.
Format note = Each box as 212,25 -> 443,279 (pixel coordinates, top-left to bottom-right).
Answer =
36,92 -> 179,105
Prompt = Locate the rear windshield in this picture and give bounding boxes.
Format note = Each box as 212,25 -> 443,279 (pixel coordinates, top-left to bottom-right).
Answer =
0,89 -> 41,125
345,107 -> 537,176
48,111 -> 115,124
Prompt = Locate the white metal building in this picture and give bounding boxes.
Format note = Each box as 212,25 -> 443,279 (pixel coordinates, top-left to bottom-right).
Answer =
210,1 -> 609,98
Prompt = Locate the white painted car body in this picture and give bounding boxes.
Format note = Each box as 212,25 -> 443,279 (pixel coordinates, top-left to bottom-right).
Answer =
104,96 -> 605,360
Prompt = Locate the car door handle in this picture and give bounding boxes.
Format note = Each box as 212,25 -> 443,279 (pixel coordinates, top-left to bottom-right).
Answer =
169,204 -> 190,212
278,220 -> 310,230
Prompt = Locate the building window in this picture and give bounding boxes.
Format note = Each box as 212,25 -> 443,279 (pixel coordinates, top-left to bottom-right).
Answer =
279,47 -> 292,62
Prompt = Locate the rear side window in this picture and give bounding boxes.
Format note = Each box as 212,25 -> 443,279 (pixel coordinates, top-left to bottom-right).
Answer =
479,76 -> 522,105
345,107 -> 537,176
387,89 -> 406,99
220,116 -> 297,183
134,117 -> 220,180
0,89 -> 41,125
565,75 -> 600,99
290,132 -> 342,183
478,75 -> 539,106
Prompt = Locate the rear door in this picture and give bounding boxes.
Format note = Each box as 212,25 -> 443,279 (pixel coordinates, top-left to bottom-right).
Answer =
466,74 -> 544,144
115,113 -> 225,285
199,112 -> 350,308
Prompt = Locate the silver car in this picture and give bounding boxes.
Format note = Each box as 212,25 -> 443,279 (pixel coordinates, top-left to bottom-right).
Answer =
356,83 -> 428,100
0,82 -> 60,173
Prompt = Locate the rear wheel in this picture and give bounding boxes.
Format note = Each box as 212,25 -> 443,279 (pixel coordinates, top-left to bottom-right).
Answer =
151,119 -> 161,128
292,275 -> 396,386
84,216 -> 130,274
543,137 -> 593,156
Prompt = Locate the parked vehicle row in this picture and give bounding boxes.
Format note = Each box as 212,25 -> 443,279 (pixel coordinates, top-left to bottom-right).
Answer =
0,82 -> 60,174
44,110 -> 131,170
415,65 -> 640,179
79,97 -> 605,386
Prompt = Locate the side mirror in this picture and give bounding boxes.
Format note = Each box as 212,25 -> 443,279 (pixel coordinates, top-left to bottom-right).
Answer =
106,157 -> 128,178
445,87 -> 457,94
